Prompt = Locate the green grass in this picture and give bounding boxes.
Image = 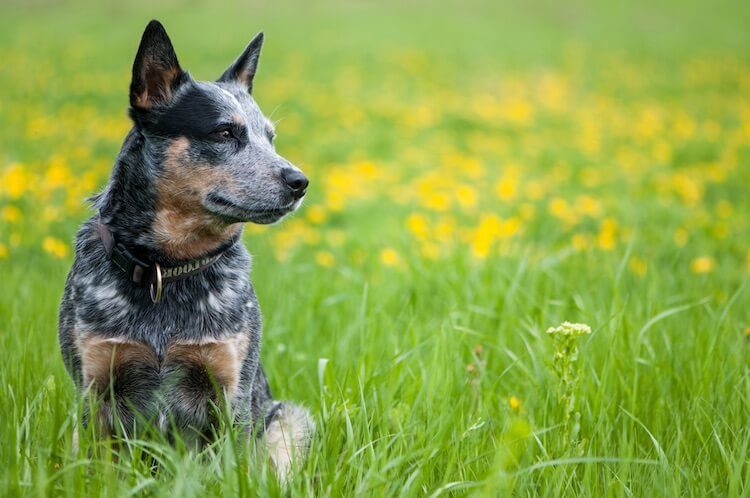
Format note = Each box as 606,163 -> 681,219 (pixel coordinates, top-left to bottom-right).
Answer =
1,0 -> 749,496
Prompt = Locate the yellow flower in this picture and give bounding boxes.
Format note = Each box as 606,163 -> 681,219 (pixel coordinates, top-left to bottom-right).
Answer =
2,206 -> 22,223
498,217 -> 520,239
420,242 -> 440,260
352,160 -> 380,180
671,173 -> 702,205
597,218 -> 618,251
508,395 -> 522,411
306,205 -> 328,224
42,206 -> 61,222
690,256 -> 715,274
456,185 -> 477,209
44,156 -> 72,189
0,243 -> 8,259
406,213 -> 429,240
579,125 -> 601,156
422,192 -> 450,211
711,223 -> 728,239
548,197 -> 573,223
470,214 -> 501,259
575,195 -> 602,217
504,98 -> 533,124
494,176 -> 518,201
315,250 -> 335,267
2,164 -> 29,199
380,247 -> 401,267
634,108 -> 663,139
42,237 -> 69,259
435,216 -> 456,244
571,233 -> 589,251
325,191 -> 345,212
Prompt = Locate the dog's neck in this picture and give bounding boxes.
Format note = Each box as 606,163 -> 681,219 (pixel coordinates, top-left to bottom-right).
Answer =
95,128 -> 242,266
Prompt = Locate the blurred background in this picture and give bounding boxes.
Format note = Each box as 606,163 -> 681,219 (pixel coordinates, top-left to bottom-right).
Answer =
0,0 -> 748,274
0,1 -> 749,494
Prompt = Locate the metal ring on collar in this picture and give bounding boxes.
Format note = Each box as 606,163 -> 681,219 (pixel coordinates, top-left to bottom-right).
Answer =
149,262 -> 163,304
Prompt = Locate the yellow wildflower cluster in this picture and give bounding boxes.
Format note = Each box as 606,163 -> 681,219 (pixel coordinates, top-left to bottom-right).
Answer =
0,47 -> 747,278
42,237 -> 69,259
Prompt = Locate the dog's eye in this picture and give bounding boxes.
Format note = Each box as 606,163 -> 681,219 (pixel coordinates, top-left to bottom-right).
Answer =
212,126 -> 236,142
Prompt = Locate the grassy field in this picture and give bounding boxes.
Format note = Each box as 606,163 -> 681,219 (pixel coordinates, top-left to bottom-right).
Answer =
1,0 -> 749,496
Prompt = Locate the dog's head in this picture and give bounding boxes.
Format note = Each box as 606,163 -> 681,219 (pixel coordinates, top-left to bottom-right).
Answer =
129,20 -> 307,230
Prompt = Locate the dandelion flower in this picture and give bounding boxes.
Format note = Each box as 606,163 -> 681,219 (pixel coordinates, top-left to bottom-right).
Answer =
1,206 -> 21,223
690,256 -> 715,274
495,176 -> 518,201
456,185 -> 477,208
42,237 -> 68,259
508,395 -> 522,411
406,213 -> 429,239
2,164 -> 29,199
380,248 -> 400,266
597,218 -> 617,250
419,242 -> 440,261
306,205 -> 328,224
571,233 -> 589,251
315,250 -> 335,267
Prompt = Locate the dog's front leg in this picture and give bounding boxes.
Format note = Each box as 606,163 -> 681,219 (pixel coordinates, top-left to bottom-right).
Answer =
76,335 -> 160,438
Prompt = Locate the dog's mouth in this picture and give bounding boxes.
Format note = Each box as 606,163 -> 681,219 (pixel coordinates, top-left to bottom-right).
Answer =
204,193 -> 298,225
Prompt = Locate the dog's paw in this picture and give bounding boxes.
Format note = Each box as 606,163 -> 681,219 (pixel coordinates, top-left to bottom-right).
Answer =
263,402 -> 314,482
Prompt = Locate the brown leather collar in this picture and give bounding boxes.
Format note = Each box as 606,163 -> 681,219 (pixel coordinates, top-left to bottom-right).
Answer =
97,217 -> 226,304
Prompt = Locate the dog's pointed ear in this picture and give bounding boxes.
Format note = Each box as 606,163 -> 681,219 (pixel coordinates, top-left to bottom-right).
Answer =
130,20 -> 187,111
218,32 -> 264,93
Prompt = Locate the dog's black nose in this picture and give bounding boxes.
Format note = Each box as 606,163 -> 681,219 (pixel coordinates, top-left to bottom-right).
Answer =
282,169 -> 309,198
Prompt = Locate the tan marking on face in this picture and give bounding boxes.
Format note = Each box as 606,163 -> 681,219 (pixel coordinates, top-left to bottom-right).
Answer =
231,114 -> 245,126
164,334 -> 250,396
77,335 -> 158,389
152,137 -> 241,260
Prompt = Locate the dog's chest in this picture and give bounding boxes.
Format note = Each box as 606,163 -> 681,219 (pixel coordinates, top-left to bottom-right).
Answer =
77,333 -> 250,390
77,332 -> 252,434
71,260 -> 261,434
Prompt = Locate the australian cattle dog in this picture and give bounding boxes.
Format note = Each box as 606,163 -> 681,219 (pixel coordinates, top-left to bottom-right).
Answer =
57,20 -> 313,479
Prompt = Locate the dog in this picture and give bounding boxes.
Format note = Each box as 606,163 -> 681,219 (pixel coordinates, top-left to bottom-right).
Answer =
57,20 -> 313,479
